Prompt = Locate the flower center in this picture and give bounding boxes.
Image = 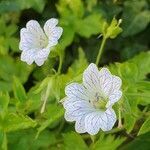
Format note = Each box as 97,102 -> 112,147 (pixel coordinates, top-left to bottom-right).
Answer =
90,92 -> 107,110
38,35 -> 48,49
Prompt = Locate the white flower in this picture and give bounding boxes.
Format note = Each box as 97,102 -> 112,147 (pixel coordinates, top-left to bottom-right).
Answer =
19,18 -> 63,66
63,63 -> 122,135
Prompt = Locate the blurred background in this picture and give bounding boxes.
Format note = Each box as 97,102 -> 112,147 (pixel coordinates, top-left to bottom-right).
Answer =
0,0 -> 149,149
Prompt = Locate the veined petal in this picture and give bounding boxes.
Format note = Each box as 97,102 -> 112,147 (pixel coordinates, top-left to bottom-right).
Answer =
47,27 -> 63,47
19,28 -> 39,51
64,108 -> 93,122
99,68 -> 112,97
26,20 -> 47,48
104,108 -> 116,130
106,90 -> 122,108
44,18 -> 63,45
63,99 -> 94,122
84,111 -> 102,135
83,63 -> 101,92
19,20 -> 47,51
75,115 -> 86,133
34,48 -> 50,66
110,75 -> 122,94
51,27 -> 63,40
65,83 -> 89,101
44,18 -> 58,35
63,98 -> 93,112
20,49 -> 37,65
84,108 -> 116,135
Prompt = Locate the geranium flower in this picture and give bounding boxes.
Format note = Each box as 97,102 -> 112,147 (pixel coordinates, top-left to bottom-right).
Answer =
19,18 -> 63,66
63,63 -> 122,135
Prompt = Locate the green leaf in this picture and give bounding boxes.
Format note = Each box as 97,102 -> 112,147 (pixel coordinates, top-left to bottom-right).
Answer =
0,56 -> 32,92
57,0 -> 84,18
92,134 -> 125,150
76,13 -> 104,38
13,77 -> 27,103
63,132 -> 89,150
0,93 -> 9,118
138,117 -> 150,135
122,132 -> 150,150
109,52 -> 150,132
8,129 -> 57,150
129,51 -> 150,80
0,131 -> 7,150
122,0 -> 150,37
3,113 -> 36,132
69,47 -> 88,76
36,105 -> 64,138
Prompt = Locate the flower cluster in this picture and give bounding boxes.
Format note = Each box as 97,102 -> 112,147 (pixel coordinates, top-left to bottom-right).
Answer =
19,18 -> 63,66
19,18 -> 122,135
63,63 -> 122,135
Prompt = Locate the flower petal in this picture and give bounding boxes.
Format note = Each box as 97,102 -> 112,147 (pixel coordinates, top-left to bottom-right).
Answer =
19,28 -> 38,51
44,18 -> 63,47
84,108 -> 116,135
19,20 -> 47,51
44,18 -> 58,35
63,99 -> 93,122
47,27 -> 63,47
34,48 -> 50,66
109,75 -> 122,95
84,111 -> 102,135
65,83 -> 89,101
75,115 -> 86,133
106,90 -> 122,107
99,68 -> 112,97
104,108 -> 116,130
20,49 -> 36,65
83,63 -> 101,92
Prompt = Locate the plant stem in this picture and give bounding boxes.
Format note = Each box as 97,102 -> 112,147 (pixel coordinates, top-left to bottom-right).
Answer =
2,132 -> 7,150
40,82 -> 51,113
90,135 -> 96,143
118,108 -> 123,128
96,36 -> 107,65
57,53 -> 63,74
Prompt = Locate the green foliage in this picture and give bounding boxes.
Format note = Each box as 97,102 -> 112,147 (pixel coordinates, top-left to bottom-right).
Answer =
63,132 -> 89,150
122,0 -> 150,37
0,93 -> 9,119
92,134 -> 125,150
0,0 -> 46,13
0,18 -> 19,54
109,51 -> 150,132
0,0 -> 149,149
138,116 -> 150,135
2,113 -> 36,132
122,132 -> 150,150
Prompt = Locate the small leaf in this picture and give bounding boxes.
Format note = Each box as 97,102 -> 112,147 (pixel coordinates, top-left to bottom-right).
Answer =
122,0 -> 150,37
0,93 -> 9,118
76,13 -> 104,38
138,117 -> 150,135
122,132 -> 150,150
36,105 -> 64,138
63,132 -> 89,150
3,113 -> 36,132
13,76 -> 27,103
92,134 -> 125,150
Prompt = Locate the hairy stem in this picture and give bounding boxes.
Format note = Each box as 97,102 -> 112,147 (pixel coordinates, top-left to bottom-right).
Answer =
57,52 -> 63,74
40,82 -> 51,113
96,36 -> 107,65
118,108 -> 123,128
